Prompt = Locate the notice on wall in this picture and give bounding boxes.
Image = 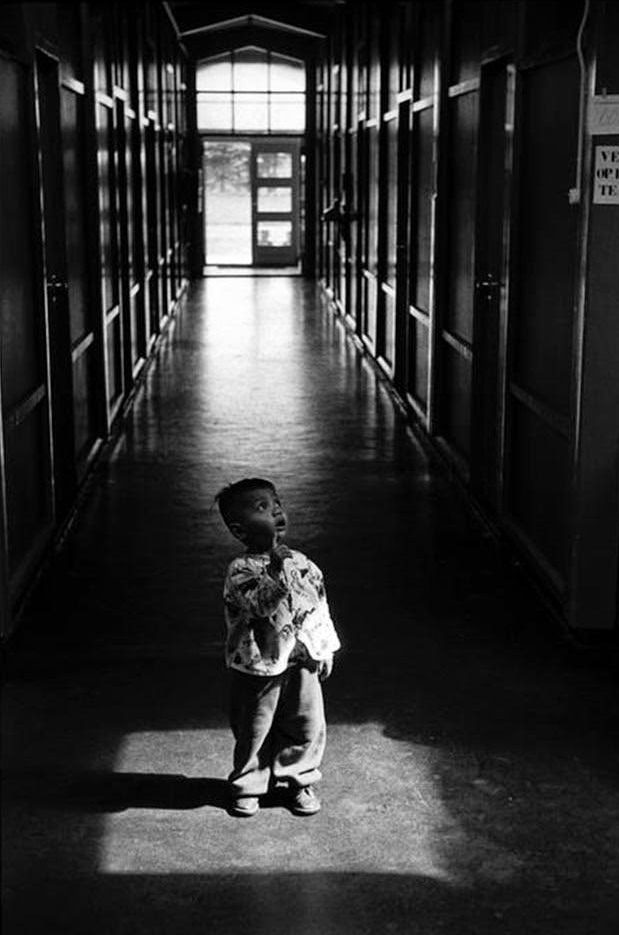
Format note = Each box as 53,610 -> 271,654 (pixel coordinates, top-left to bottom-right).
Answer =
589,95 -> 619,135
593,146 -> 619,204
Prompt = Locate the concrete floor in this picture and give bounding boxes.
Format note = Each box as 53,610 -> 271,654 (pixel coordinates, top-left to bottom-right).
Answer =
3,279 -> 619,934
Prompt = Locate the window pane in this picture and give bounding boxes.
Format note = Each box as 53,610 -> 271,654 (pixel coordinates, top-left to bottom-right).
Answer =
257,221 -> 292,247
257,152 -> 292,178
257,186 -> 292,213
270,94 -> 305,131
270,56 -> 305,92
233,48 -> 268,91
197,92 -> 233,131
196,57 -> 232,91
234,92 -> 268,131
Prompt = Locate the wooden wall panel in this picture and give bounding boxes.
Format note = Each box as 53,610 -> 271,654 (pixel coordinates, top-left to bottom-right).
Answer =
0,2 -> 190,632
61,87 -> 90,343
0,53 -> 53,610
441,343 -> 472,460
0,60 -> 41,412
316,0 -> 618,628
445,90 -> 478,344
411,107 -> 434,314
513,57 -> 579,416
508,402 -> 570,583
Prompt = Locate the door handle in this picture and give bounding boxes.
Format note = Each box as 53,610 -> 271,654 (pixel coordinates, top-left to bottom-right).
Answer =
46,276 -> 68,303
475,274 -> 500,291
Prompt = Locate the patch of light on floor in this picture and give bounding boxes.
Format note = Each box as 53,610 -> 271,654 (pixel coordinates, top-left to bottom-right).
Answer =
98,723 -> 520,887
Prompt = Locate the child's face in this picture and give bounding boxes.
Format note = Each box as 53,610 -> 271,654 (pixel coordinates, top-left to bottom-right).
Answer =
231,486 -> 287,551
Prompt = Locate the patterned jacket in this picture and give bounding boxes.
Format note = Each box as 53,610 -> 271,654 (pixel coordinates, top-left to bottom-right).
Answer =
223,549 -> 341,676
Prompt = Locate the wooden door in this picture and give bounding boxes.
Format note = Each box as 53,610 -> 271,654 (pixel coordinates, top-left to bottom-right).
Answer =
252,140 -> 300,267
0,52 -> 54,623
471,60 -> 515,511
145,120 -> 162,340
438,78 -> 480,471
39,51 -> 102,482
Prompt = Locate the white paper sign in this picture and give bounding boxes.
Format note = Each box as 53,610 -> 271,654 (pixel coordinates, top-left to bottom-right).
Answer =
593,146 -> 619,204
589,95 -> 619,135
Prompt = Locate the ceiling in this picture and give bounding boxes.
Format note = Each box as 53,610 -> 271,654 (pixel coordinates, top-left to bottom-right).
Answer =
166,1 -> 345,60
166,2 -> 344,40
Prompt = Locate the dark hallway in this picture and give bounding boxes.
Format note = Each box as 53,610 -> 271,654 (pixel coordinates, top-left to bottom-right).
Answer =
2,1 -> 619,932
3,279 -> 619,934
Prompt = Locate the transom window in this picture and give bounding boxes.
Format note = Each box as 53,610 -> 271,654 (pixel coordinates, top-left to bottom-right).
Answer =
196,47 -> 306,133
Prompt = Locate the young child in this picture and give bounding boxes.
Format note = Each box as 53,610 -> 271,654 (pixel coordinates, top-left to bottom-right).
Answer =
216,477 -> 340,817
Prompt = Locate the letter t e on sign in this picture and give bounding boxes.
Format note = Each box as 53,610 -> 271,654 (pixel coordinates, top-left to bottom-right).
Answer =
593,146 -> 619,204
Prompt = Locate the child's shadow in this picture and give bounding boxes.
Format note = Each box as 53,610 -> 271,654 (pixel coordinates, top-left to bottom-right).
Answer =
7,769 -> 295,814
62,772 -> 232,812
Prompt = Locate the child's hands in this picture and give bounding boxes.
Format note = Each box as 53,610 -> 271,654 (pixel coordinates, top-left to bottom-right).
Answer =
318,655 -> 334,681
268,543 -> 293,576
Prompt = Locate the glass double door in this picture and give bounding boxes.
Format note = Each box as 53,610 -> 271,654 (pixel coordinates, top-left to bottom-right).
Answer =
203,138 -> 300,267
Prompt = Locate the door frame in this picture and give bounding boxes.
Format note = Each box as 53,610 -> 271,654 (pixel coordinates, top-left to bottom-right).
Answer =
201,136 -> 303,269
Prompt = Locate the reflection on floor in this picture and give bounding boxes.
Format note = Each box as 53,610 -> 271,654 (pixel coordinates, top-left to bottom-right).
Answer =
3,279 -> 619,934
203,264 -> 302,277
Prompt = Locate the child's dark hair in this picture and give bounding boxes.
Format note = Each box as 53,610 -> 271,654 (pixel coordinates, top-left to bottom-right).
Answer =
215,477 -> 276,527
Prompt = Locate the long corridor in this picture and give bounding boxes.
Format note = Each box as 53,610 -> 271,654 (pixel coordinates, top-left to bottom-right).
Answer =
3,280 -> 619,934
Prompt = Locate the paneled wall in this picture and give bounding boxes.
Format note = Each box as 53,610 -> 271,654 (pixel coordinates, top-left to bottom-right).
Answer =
0,2 -> 191,636
317,0 -> 619,631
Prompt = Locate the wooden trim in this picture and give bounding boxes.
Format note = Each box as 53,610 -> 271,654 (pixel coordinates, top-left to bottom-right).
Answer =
509,382 -> 570,438
408,303 -> 430,324
132,357 -> 146,381
519,45 -> 581,74
434,434 -> 471,483
7,520 -> 55,607
108,394 -> 124,424
406,391 -> 429,426
362,334 -> 376,354
412,95 -> 434,112
427,1 -> 449,436
61,76 -> 86,96
105,305 -> 121,325
448,77 -> 480,98
377,355 -> 394,379
96,91 -> 115,108
71,331 -> 95,363
502,514 -> 566,597
83,437 -> 104,472
31,46 -> 59,526
4,385 -> 46,431
80,4 -> 109,441
0,362 -> 10,636
441,328 -> 474,363
496,62 -> 517,515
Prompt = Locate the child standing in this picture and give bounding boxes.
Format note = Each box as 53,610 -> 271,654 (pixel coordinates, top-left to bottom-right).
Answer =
216,477 -> 340,817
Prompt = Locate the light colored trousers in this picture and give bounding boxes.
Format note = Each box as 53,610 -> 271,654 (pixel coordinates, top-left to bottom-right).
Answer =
228,665 -> 327,797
